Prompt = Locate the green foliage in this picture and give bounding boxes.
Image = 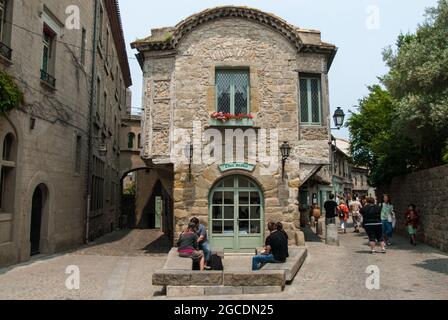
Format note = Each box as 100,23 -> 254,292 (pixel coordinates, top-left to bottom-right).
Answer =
349,0 -> 448,185
347,86 -> 418,186
382,0 -> 448,167
0,70 -> 23,114
123,183 -> 136,196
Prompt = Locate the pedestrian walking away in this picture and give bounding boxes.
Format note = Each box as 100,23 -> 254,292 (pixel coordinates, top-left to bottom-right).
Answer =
349,196 -> 363,233
324,194 -> 338,225
380,195 -> 395,246
360,197 -> 387,254
338,200 -> 349,234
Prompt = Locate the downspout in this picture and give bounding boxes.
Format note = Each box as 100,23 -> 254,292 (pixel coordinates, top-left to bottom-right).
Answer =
86,0 -> 99,244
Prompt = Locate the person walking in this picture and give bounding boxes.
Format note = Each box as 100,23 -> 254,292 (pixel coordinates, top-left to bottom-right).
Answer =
405,204 -> 419,246
380,195 -> 395,246
360,197 -> 386,254
324,194 -> 338,225
338,200 -> 349,234
349,196 -> 363,233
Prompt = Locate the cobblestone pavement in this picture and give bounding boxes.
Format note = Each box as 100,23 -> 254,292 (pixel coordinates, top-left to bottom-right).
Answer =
159,228 -> 448,300
0,228 -> 447,300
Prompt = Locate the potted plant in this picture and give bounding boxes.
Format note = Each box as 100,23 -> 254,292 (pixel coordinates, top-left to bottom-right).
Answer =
210,112 -> 254,126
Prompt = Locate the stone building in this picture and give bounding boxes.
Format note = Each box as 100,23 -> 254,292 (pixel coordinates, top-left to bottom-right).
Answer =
0,0 -> 131,267
131,6 -> 337,251
332,138 -> 353,198
351,166 -> 375,198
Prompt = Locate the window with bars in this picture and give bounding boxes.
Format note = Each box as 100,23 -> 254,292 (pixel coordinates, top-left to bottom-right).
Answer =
300,75 -> 322,125
216,69 -> 250,114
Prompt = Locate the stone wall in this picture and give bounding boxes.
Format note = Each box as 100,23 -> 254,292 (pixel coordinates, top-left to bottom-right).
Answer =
379,165 -> 448,253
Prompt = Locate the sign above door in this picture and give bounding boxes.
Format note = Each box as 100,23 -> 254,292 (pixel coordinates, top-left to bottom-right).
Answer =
219,163 -> 255,173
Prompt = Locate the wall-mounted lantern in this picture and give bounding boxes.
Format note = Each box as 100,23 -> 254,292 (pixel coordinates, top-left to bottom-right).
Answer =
280,141 -> 292,181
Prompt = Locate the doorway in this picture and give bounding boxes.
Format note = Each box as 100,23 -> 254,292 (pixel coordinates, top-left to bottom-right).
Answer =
30,184 -> 47,256
209,175 -> 264,251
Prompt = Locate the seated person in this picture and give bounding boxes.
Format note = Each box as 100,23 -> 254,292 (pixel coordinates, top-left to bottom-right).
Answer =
177,223 -> 205,271
190,217 -> 211,265
276,222 -> 289,258
252,222 -> 288,271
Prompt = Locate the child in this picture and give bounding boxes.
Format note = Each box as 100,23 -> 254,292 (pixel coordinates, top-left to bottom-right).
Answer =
405,204 -> 419,246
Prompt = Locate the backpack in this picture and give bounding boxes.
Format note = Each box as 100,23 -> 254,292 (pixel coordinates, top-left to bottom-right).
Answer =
210,254 -> 224,271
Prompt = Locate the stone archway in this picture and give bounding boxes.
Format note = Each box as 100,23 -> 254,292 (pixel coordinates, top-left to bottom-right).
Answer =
29,184 -> 49,256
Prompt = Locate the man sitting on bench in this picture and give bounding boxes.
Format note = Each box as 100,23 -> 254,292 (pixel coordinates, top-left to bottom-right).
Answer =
252,222 -> 288,271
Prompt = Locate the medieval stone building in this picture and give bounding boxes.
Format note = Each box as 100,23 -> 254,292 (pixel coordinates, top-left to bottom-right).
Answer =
0,0 -> 131,266
132,6 -> 337,251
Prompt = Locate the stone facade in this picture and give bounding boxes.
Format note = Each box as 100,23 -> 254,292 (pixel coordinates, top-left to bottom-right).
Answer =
0,0 -> 131,267
378,165 -> 448,253
132,7 -> 337,250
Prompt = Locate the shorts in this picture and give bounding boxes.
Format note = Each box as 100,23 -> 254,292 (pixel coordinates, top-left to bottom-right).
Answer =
407,226 -> 417,235
179,250 -> 204,262
364,224 -> 384,243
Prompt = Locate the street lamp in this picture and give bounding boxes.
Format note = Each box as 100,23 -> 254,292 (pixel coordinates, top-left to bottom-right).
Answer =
280,141 -> 292,181
332,107 -> 346,130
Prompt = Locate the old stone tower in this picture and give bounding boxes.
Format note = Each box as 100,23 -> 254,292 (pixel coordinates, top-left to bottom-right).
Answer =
132,6 -> 337,251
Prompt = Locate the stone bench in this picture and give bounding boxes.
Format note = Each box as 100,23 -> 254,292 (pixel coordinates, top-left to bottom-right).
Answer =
257,246 -> 308,282
153,269 -> 285,287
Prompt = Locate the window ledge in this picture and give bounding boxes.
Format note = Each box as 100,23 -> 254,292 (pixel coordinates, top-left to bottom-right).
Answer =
209,118 -> 255,127
40,79 -> 57,92
0,53 -> 13,66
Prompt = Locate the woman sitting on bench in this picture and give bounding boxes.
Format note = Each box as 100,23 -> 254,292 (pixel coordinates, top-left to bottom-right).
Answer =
177,222 -> 205,271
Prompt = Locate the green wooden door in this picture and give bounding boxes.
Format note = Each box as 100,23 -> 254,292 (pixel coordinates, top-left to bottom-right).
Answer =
209,176 -> 264,252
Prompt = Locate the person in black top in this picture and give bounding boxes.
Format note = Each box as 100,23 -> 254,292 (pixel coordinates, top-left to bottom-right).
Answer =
360,197 -> 386,254
252,222 -> 288,271
324,194 -> 338,225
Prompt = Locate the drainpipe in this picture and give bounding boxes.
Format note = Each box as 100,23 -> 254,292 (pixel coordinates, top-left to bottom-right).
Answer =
86,0 -> 99,244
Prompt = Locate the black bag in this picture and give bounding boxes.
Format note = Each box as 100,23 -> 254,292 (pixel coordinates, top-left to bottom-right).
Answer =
210,254 -> 224,271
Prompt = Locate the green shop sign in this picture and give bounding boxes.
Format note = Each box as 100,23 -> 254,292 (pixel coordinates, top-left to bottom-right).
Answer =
219,163 -> 255,173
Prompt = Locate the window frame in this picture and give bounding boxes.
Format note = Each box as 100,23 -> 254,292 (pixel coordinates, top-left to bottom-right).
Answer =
299,74 -> 323,125
215,68 -> 250,115
0,0 -> 6,43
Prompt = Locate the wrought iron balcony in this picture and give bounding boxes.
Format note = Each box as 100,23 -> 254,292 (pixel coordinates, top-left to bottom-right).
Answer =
0,41 -> 12,61
40,69 -> 56,88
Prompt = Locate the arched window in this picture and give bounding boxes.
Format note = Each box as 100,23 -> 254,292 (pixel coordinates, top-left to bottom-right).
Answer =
1,133 -> 17,215
137,134 -> 142,149
127,132 -> 135,149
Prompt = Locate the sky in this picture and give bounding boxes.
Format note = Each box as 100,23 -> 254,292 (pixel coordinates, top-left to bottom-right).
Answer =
118,0 -> 439,140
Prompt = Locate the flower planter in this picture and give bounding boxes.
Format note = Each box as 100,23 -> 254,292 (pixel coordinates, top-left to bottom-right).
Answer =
209,118 -> 254,127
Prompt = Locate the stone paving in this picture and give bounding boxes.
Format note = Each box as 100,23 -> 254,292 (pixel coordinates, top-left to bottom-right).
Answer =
0,228 -> 447,300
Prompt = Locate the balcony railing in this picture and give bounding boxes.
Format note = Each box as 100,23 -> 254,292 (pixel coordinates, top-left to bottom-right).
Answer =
40,69 -> 56,88
0,41 -> 12,61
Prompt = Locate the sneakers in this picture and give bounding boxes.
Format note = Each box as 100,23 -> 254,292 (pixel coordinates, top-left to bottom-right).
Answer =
386,241 -> 392,246
371,249 -> 377,254
381,248 -> 387,254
